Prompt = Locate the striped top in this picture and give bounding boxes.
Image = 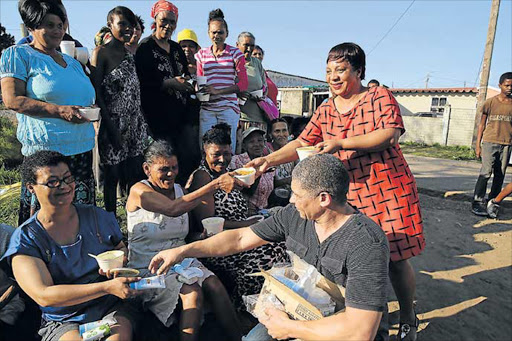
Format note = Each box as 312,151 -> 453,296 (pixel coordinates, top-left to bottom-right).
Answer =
195,44 -> 248,113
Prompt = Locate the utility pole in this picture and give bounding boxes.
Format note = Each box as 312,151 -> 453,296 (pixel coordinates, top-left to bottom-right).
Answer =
425,73 -> 430,89
472,0 -> 500,148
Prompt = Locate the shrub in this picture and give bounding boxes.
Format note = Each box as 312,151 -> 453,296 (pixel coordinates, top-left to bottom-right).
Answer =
0,117 -> 22,167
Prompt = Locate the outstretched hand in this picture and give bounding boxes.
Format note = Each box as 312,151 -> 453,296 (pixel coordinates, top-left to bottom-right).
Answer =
148,248 -> 184,275
245,156 -> 270,177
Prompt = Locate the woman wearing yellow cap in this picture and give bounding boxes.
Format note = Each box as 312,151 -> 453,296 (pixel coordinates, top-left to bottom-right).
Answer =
176,28 -> 202,184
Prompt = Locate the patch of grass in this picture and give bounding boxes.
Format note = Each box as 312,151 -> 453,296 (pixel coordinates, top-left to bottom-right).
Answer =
399,141 -> 477,161
0,116 -> 23,167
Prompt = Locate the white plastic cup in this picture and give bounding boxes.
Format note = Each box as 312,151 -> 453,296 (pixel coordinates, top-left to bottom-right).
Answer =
196,92 -> 210,102
234,167 -> 256,186
95,250 -> 124,271
60,41 -> 75,57
196,76 -> 209,101
75,47 -> 89,65
202,217 -> 225,235
197,76 -> 207,87
250,89 -> 264,99
296,146 -> 318,161
78,107 -> 101,121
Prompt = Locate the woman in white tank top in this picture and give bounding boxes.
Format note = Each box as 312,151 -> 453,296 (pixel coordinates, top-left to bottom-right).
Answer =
126,140 -> 242,340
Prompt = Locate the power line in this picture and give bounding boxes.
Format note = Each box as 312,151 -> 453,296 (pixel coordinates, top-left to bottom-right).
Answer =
367,0 -> 416,56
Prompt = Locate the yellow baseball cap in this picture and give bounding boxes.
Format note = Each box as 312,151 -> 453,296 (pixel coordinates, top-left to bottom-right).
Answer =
177,29 -> 199,46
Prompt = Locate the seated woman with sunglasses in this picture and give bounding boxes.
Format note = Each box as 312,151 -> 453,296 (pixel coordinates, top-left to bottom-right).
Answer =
1,151 -> 139,341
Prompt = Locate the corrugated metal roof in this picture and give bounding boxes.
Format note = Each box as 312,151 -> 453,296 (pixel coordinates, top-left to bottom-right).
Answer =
390,87 -> 477,94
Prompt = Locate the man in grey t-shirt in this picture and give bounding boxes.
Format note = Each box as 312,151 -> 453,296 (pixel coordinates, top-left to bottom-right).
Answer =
149,154 -> 390,341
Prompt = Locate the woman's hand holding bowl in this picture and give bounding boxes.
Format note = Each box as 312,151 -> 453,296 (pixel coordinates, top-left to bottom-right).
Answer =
217,172 -> 248,193
58,105 -> 89,123
316,139 -> 343,154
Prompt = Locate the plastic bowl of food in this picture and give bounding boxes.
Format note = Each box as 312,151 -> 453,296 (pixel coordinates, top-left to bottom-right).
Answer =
78,107 -> 101,121
202,217 -> 225,236
95,250 -> 124,271
110,268 -> 140,277
296,146 -> 318,161
234,167 -> 256,186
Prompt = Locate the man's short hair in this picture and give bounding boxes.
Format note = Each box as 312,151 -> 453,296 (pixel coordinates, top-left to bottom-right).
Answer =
292,154 -> 350,205
237,31 -> 255,43
499,72 -> 512,84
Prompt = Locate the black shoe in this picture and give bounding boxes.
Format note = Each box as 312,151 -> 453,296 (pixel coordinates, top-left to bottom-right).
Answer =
471,201 -> 488,216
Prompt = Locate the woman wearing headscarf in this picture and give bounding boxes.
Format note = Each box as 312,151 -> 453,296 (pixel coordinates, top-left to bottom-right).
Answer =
135,0 -> 194,148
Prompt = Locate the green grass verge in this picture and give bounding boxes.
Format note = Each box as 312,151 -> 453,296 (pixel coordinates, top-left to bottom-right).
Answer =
400,141 -> 477,161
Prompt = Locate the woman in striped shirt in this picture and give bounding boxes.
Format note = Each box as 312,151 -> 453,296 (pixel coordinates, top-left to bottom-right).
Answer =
195,8 -> 248,152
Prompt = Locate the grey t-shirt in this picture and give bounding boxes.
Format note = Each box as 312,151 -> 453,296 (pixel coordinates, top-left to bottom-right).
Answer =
251,204 -> 390,312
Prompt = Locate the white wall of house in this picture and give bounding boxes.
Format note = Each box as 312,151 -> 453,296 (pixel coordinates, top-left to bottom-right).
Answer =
394,92 -> 477,114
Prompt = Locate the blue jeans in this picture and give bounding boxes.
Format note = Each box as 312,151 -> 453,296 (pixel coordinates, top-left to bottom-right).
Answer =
243,309 -> 390,341
243,323 -> 272,341
199,108 -> 239,153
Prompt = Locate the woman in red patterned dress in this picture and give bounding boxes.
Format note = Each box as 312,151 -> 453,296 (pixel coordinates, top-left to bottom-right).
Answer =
248,43 -> 424,341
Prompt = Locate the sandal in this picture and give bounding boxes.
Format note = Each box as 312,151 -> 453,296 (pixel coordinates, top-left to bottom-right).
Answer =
398,316 -> 419,341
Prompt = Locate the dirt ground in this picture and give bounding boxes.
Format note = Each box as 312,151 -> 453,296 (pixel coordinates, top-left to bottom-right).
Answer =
387,194 -> 512,341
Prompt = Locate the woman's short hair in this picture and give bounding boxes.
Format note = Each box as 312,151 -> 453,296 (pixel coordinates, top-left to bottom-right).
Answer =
202,123 -> 232,147
107,6 -> 137,27
136,15 -> 145,33
326,42 -> 366,80
21,150 -> 68,184
208,8 -> 228,34
19,0 -> 67,30
145,140 -> 177,164
254,45 -> 265,56
292,154 -> 349,205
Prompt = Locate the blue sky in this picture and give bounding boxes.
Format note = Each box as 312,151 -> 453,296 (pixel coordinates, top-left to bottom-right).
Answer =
1,0 -> 511,88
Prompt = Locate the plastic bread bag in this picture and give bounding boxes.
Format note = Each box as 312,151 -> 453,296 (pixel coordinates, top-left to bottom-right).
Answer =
172,258 -> 204,284
243,293 -> 285,319
79,316 -> 117,336
129,275 -> 166,290
82,324 -> 111,341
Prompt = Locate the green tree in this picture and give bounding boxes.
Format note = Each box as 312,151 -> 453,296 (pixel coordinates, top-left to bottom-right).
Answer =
0,23 -> 15,56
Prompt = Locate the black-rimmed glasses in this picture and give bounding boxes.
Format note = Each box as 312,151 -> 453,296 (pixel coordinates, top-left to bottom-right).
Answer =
35,175 -> 75,188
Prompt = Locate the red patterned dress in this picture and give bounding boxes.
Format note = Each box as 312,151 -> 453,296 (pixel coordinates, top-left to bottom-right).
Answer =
299,87 -> 425,261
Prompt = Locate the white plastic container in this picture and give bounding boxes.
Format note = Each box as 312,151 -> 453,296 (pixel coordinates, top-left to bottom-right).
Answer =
75,47 -> 89,65
296,146 -> 318,161
250,89 -> 264,99
78,107 -> 101,121
234,167 -> 256,185
201,217 -> 225,235
60,41 -> 75,57
196,76 -> 210,101
95,250 -> 124,271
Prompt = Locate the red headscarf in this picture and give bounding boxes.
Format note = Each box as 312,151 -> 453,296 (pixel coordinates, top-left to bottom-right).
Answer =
150,0 -> 179,29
